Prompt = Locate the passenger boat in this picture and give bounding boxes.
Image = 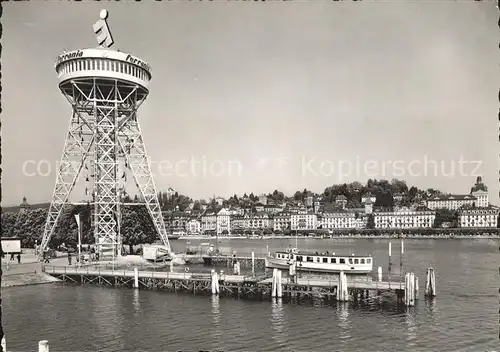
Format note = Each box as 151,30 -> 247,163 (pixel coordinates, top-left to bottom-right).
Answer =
265,248 -> 373,274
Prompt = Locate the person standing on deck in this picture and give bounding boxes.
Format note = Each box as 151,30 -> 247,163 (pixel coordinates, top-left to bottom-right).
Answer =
67,251 -> 72,266
16,253 -> 21,264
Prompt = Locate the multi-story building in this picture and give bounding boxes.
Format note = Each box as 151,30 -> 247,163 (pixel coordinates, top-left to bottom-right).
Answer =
263,205 -> 281,214
185,219 -> 201,234
216,208 -> 231,235
231,216 -> 246,232
393,193 -> 404,202
321,211 -> 359,229
254,203 -> 265,212
273,212 -> 291,231
259,194 -> 268,205
458,207 -> 499,228
246,212 -> 272,230
305,196 -> 313,208
163,211 -> 190,229
362,193 -> 376,204
201,211 -> 217,234
291,210 -> 317,231
427,177 -> 490,210
335,195 -> 347,209
426,194 -> 476,210
374,209 -> 435,229
19,197 -> 30,213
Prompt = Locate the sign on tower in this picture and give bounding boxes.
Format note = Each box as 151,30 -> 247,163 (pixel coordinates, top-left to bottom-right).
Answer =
93,9 -> 114,48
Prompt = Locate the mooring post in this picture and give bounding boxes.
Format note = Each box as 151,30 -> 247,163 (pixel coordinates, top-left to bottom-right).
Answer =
289,261 -> 296,284
388,242 -> 392,281
169,261 -> 174,273
414,276 -> 419,300
133,267 -> 139,289
38,340 -> 49,352
251,251 -> 255,277
377,266 -> 382,282
1,336 -> 6,352
336,271 -> 348,302
403,272 -> 416,307
211,269 -> 219,295
425,267 -> 436,297
271,268 -> 277,298
276,270 -> 283,298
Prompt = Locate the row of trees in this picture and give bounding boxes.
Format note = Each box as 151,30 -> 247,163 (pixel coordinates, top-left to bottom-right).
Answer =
1,205 -> 159,252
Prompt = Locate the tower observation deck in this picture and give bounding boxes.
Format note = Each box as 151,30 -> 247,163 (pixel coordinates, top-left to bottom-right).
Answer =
39,10 -> 171,260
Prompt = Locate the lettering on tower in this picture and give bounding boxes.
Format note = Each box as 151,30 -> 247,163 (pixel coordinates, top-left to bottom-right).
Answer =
93,9 -> 114,48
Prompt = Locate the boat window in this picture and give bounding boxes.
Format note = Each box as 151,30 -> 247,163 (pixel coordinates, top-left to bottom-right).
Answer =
331,258 -> 336,264
360,258 -> 365,264
306,256 -> 313,262
339,258 -> 345,264
367,258 -> 371,264
297,256 -> 303,262
348,258 -> 353,264
354,259 -> 359,264
322,258 -> 328,263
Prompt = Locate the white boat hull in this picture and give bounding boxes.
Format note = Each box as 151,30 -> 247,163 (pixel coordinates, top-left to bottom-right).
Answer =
265,256 -> 372,274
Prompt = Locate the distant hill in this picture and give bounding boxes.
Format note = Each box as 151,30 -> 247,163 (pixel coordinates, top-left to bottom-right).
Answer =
2,203 -> 51,213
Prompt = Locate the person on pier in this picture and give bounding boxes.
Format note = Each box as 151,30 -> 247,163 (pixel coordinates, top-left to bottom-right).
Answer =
67,251 -> 72,266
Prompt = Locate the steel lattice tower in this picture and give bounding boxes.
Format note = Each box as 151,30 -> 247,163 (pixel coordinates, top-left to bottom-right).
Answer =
39,10 -> 171,259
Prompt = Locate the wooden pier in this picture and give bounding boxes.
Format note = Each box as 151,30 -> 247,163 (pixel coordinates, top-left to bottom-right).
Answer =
42,264 -> 436,307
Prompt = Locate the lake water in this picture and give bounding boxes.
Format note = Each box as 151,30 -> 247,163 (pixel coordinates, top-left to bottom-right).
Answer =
2,238 -> 499,352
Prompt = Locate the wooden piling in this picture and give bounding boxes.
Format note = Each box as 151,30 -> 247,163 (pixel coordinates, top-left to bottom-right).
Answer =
336,271 -> 349,301
251,251 -> 255,277
133,267 -> 139,289
414,276 -> 419,300
276,270 -> 283,298
271,268 -> 277,297
425,267 -> 436,297
211,270 -> 219,295
377,266 -> 382,282
404,272 -> 416,306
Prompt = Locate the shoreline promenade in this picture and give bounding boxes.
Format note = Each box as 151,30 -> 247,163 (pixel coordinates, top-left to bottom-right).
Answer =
179,233 -> 500,241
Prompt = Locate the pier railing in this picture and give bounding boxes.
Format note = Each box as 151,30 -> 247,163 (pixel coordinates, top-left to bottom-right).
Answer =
41,264 -> 262,282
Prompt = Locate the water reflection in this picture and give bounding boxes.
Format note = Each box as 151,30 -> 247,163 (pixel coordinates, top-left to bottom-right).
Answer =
132,289 -> 140,314
336,302 -> 351,345
270,298 -> 286,348
211,295 -> 222,339
405,310 -> 417,348
425,298 -> 437,323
